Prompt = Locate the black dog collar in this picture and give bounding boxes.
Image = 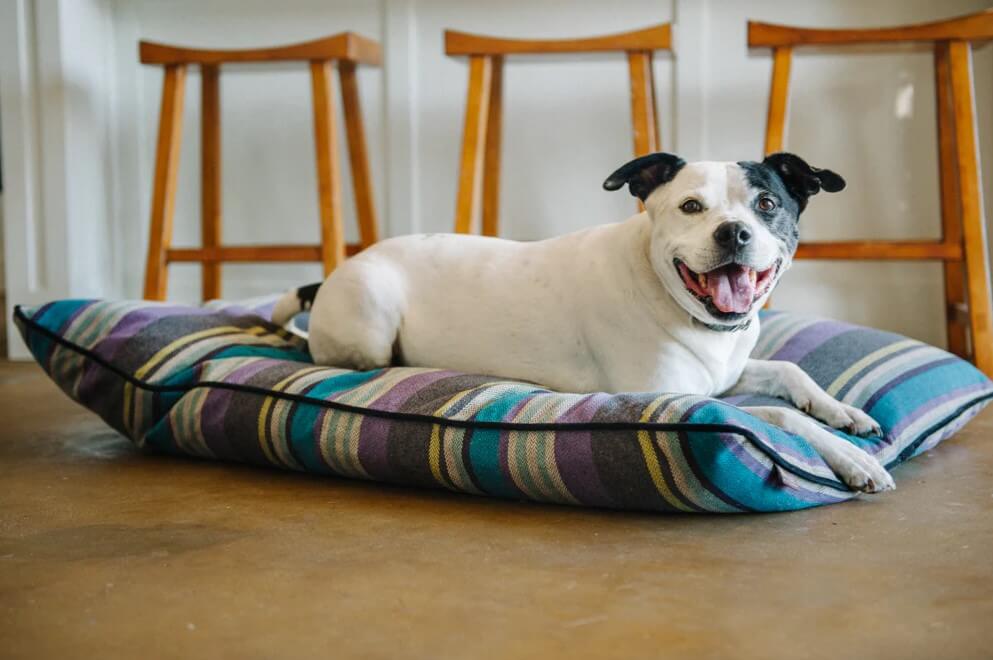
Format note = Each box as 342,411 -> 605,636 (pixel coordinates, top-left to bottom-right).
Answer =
696,317 -> 753,333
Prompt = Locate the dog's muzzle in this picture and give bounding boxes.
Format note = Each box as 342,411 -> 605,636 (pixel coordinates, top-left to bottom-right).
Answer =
675,258 -> 780,315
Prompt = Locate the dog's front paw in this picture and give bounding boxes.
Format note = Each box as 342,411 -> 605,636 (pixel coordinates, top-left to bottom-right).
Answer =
804,397 -> 882,438
840,403 -> 883,437
830,441 -> 896,494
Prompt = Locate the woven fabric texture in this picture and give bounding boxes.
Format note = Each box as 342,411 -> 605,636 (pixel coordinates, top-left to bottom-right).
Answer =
14,299 -> 992,513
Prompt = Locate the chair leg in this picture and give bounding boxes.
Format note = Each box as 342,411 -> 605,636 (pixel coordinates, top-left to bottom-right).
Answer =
948,41 -> 993,376
649,58 -> 661,153
761,46 -> 792,310
454,55 -> 492,234
934,43 -> 969,359
143,64 -> 187,301
310,60 -> 346,276
201,64 -> 222,301
763,46 -> 792,156
628,51 -> 660,213
481,56 -> 503,238
627,51 -> 657,158
338,60 -> 379,248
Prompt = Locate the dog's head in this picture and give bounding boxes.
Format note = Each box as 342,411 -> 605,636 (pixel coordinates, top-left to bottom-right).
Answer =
603,152 -> 845,330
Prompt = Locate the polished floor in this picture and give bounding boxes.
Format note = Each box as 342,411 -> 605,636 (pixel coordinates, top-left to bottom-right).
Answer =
1,360 -> 991,659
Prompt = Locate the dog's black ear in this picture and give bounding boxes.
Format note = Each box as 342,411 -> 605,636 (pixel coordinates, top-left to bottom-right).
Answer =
603,152 -> 686,201
763,152 -> 845,213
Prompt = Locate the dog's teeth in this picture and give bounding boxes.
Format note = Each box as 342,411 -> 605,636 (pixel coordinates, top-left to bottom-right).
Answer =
698,273 -> 707,288
749,269 -> 757,286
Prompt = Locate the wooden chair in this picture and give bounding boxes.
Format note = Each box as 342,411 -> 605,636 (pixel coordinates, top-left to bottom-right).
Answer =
138,33 -> 381,301
444,24 -> 672,236
749,10 -> 993,377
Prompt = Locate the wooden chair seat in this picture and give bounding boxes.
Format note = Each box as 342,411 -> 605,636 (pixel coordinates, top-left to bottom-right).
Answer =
139,32 -> 381,65
139,32 -> 381,301
444,24 -> 672,236
749,9 -> 993,377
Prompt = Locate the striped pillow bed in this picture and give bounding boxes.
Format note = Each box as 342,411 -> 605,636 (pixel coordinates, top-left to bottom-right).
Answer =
14,299 -> 992,514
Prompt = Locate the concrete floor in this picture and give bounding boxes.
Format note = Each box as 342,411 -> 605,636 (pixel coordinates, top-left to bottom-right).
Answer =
1,360 -> 991,659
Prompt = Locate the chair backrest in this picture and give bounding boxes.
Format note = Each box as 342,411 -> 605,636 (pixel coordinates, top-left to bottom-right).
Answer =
138,33 -> 381,301
444,24 -> 672,236
748,10 -> 993,376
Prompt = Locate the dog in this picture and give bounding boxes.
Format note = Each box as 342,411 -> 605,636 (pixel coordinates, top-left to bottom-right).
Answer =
272,152 -> 894,494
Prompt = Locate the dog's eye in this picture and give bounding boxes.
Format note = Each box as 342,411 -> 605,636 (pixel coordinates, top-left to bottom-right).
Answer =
757,196 -> 777,212
679,199 -> 703,214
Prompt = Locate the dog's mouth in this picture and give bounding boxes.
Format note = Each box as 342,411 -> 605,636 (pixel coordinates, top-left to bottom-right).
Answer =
674,258 -> 780,315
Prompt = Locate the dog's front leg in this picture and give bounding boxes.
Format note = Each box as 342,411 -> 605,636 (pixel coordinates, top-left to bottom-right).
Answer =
729,359 -> 882,437
742,406 -> 894,493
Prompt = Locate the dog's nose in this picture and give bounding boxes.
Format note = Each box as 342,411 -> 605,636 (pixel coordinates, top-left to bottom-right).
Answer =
713,221 -> 752,249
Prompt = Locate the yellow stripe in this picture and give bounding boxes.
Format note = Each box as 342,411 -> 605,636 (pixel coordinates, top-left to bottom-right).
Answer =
257,371 -> 305,465
258,366 -> 326,467
649,396 -> 733,512
330,402 -> 370,478
637,395 -> 694,512
122,382 -> 135,438
122,325 -> 285,437
514,395 -> 578,504
428,390 -> 485,494
540,424 -> 579,504
428,425 -> 446,486
256,398 -> 278,464
135,325 -> 248,380
826,339 -> 918,397
269,367 -> 330,470
320,407 -> 346,474
125,325 -> 265,435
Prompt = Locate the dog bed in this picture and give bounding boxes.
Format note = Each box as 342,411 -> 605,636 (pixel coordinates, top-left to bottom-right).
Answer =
14,298 -> 992,513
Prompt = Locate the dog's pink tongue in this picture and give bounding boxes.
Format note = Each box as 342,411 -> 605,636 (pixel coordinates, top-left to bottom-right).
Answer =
706,265 -> 755,313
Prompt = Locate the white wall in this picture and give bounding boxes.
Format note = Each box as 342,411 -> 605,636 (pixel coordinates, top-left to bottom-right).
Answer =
2,0 -> 992,358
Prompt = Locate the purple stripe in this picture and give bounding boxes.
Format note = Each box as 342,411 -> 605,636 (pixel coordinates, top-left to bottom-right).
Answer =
28,302 -> 55,322
356,371 -> 459,478
551,394 -> 616,507
863,356 -> 960,412
714,402 -> 828,465
497,394 -> 540,493
254,301 -> 276,320
771,320 -> 852,363
685,401 -> 843,507
742,422 -> 829,466
912,402 -> 987,456
44,302 -> 99,371
887,382 -> 992,439
678,400 -> 749,511
200,360 -> 275,451
77,305 -> 217,396
715,432 -> 848,505
93,305 -> 217,363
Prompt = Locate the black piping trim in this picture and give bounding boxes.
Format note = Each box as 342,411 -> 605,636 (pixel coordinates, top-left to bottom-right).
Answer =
14,304 -> 991,494
890,390 -> 993,467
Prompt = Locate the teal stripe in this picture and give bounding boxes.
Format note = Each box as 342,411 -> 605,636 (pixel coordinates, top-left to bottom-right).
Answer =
213,345 -> 311,363
306,370 -> 383,399
28,301 -> 95,366
686,405 -> 846,511
866,360 -> 990,429
467,389 -> 533,498
285,370 -> 383,472
288,398 -> 337,475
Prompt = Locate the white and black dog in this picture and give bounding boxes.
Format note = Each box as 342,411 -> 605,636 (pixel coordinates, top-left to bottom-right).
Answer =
273,152 -> 895,493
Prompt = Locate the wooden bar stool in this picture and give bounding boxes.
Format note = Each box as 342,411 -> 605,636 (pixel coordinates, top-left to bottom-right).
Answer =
444,24 -> 672,236
138,33 -> 381,301
749,9 -> 993,377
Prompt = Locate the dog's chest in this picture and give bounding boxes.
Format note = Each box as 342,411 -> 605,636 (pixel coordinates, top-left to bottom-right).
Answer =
609,323 -> 756,396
